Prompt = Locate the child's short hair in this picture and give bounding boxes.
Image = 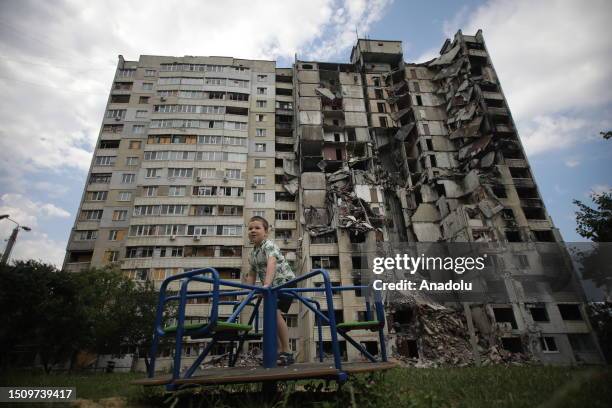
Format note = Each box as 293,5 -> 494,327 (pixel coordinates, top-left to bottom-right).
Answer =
248,216 -> 269,231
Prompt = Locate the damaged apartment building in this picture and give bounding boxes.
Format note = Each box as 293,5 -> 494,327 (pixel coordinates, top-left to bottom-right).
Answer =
65,30 -> 603,370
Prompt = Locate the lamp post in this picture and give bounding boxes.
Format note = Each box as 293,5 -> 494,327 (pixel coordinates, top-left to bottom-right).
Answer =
0,214 -> 31,266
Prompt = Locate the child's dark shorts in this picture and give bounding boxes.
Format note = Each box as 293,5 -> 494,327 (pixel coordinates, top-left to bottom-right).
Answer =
277,282 -> 297,313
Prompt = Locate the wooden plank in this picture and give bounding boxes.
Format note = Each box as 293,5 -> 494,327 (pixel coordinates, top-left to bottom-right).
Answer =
131,361 -> 397,387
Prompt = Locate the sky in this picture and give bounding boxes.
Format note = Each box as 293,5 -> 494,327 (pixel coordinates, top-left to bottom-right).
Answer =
0,0 -> 611,267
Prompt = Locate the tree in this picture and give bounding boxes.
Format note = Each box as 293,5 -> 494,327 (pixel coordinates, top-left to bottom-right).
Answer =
573,190 -> 612,242
0,262 -> 170,372
573,190 -> 612,362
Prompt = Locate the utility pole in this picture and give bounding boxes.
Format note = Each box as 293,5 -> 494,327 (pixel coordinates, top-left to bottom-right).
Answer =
0,214 -> 31,266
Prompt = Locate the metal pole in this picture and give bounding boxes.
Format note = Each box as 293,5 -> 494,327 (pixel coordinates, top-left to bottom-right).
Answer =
1,227 -> 19,266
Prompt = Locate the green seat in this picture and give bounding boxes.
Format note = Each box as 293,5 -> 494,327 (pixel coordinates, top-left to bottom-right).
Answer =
336,320 -> 382,332
163,320 -> 252,335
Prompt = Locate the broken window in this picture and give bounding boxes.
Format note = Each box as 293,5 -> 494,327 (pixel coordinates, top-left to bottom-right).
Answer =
505,230 -> 522,243
509,167 -> 531,179
349,230 -> 366,243
523,207 -> 546,220
429,154 -> 437,167
558,304 -> 583,321
423,124 -> 431,136
410,69 -> 417,79
528,304 -> 549,322
540,337 -> 558,352
110,95 -> 130,103
415,95 -> 423,106
311,233 -> 337,244
361,341 -> 379,356
492,185 -> 507,198
533,230 -> 555,242
501,337 -> 523,353
425,138 -> 433,150
413,82 -> 420,92
312,256 -> 339,269
493,307 -> 518,329
377,102 -> 386,113
379,117 -> 388,127
396,338 -> 418,358
374,88 -> 384,99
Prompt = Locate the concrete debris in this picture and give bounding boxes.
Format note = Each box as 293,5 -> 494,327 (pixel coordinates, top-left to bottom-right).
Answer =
391,303 -> 536,367
458,134 -> 493,161
283,178 -> 299,195
315,87 -> 336,100
432,58 -> 464,81
429,44 -> 461,67
395,122 -> 415,141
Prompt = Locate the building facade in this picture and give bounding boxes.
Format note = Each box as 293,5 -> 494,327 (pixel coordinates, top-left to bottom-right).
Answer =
65,30 -> 603,367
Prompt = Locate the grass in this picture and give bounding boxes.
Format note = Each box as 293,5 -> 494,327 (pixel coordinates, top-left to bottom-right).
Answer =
0,366 -> 609,407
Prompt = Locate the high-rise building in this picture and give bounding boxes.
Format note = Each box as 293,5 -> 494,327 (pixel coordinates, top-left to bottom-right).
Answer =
64,30 -> 603,368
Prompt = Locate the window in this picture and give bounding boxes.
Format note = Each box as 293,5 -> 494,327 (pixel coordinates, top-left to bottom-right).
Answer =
139,96 -> 150,104
105,250 -> 119,262
121,173 -> 135,184
133,125 -> 145,134
126,156 -> 139,166
256,128 -> 266,137
105,109 -> 126,119
221,225 -> 242,236
255,143 -> 266,152
225,169 -> 241,179
377,102 -> 386,113
256,114 -> 266,122
558,304 -> 583,321
257,87 -> 267,95
379,117 -> 388,127
540,337 -> 558,352
94,156 -> 116,166
110,95 -> 130,103
75,230 -> 98,241
87,191 -> 108,201
528,305 -> 549,322
256,100 -> 267,108
257,74 -> 267,82
276,229 -> 291,239
253,176 -> 266,185
112,210 -> 128,221
374,88 -> 384,99
118,191 -> 132,201
422,123 -> 430,135
144,69 -> 156,77
144,186 -> 158,197
415,95 -> 423,106
168,168 -> 193,178
198,168 -> 217,179
81,209 -> 103,221
146,168 -> 161,178
136,110 -> 148,118
275,211 -> 296,221
129,140 -> 142,149
89,173 -> 112,184
142,82 -> 153,90
102,124 -> 123,133
413,82 -> 420,92
108,230 -> 119,240
168,186 -> 186,196
372,76 -> 380,86
254,159 -> 266,168
254,193 -> 265,203
117,69 -> 135,77
517,254 -> 529,268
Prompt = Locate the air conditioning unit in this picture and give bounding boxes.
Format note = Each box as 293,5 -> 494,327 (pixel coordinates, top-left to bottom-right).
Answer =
160,97 -> 167,102
114,117 -> 121,121
170,235 -> 176,240
251,183 -> 257,188
196,176 -> 203,182
283,238 -> 289,244
223,176 -> 229,183
193,235 -> 201,241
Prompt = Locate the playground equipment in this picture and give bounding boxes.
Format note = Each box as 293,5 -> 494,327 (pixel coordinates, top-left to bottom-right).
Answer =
133,267 -> 395,390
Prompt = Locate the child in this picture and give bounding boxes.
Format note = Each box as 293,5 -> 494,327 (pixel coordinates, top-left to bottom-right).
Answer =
245,216 -> 296,365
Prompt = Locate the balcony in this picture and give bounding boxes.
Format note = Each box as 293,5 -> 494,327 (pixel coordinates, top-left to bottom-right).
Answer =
64,262 -> 91,272
505,159 -> 527,168
520,198 -> 543,208
512,178 -> 535,188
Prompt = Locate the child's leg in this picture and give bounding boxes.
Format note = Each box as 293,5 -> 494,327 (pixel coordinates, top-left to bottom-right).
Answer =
276,310 -> 290,353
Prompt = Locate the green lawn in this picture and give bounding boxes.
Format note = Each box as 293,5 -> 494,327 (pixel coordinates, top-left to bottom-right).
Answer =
0,366 -> 609,407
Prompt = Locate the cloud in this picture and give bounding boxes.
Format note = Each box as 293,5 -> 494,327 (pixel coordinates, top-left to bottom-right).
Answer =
0,193 -> 71,230
0,193 -> 71,266
443,0 -> 612,155
590,184 -> 611,196
564,158 -> 580,168
0,0 -> 392,178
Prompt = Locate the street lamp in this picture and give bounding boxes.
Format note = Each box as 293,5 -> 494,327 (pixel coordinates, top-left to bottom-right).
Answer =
0,214 -> 32,266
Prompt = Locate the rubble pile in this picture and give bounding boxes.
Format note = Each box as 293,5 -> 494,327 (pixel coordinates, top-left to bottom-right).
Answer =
391,301 -> 536,367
